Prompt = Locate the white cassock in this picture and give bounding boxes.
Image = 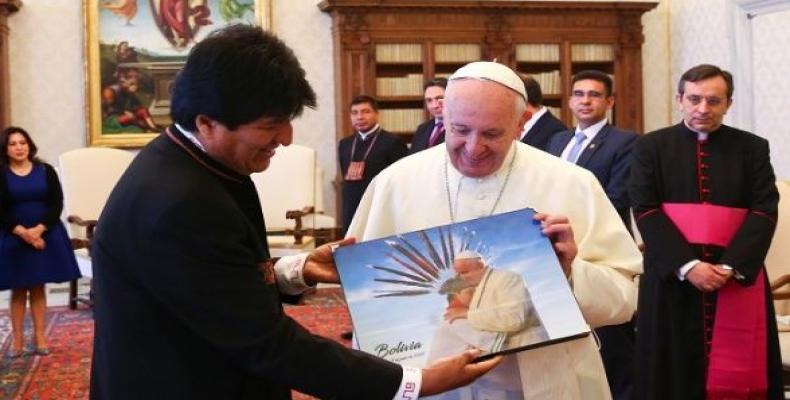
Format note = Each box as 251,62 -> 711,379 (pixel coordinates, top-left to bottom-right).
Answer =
347,141 -> 642,400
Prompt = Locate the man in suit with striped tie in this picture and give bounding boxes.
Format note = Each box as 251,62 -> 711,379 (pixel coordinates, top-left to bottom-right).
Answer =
409,78 -> 447,154
547,69 -> 638,400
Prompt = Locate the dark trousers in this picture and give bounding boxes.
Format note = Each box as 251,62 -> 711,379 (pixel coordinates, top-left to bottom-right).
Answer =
596,319 -> 635,400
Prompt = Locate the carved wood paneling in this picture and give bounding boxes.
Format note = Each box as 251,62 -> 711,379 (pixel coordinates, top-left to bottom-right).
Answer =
320,0 -> 656,136
320,0 -> 657,218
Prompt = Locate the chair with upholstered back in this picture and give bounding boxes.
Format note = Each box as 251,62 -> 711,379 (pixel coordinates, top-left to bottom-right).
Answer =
250,145 -> 339,257
766,180 -> 790,384
59,147 -> 135,309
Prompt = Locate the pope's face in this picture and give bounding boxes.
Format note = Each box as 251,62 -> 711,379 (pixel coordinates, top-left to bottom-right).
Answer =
677,76 -> 732,133
444,80 -> 526,178
453,258 -> 486,286
196,114 -> 293,175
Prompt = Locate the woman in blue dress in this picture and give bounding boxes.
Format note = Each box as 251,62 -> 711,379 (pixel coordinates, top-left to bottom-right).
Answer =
0,127 -> 81,357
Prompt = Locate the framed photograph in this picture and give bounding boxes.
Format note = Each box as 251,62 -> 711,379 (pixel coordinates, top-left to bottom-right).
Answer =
84,0 -> 271,147
335,208 -> 589,366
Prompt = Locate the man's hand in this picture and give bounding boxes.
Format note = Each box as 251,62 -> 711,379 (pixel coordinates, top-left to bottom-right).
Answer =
420,349 -> 503,396
686,262 -> 732,292
534,213 -> 577,277
302,237 -> 356,286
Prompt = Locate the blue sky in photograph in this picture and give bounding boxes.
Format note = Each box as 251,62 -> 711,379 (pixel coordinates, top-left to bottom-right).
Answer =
99,1 -> 256,56
335,209 -> 589,359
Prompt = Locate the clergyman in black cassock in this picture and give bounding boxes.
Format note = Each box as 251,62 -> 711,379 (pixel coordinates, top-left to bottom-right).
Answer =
630,64 -> 782,400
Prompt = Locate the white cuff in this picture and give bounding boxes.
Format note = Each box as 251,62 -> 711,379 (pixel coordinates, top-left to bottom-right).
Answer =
393,366 -> 421,400
676,259 -> 700,281
720,264 -> 746,281
274,253 -> 313,295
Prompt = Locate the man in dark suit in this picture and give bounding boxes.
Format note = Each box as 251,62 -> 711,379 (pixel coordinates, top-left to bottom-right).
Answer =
519,75 -> 567,152
546,70 -> 638,400
547,70 -> 636,228
409,78 -> 447,154
90,25 -> 498,400
339,95 -> 408,233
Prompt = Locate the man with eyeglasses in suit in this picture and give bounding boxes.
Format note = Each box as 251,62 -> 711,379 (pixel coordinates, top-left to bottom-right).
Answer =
546,69 -> 638,400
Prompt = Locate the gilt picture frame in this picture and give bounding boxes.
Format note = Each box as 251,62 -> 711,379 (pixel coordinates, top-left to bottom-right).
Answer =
84,0 -> 270,147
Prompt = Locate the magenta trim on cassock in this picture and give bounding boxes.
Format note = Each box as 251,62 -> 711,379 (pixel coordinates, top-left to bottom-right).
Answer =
662,203 -> 768,400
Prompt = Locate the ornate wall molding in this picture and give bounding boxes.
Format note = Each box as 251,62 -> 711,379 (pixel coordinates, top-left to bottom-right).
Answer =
729,0 -> 790,130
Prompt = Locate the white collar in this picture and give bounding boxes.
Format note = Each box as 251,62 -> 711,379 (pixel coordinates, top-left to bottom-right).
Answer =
357,124 -> 380,140
683,121 -> 709,141
444,142 -> 518,222
520,107 -> 548,140
175,123 -> 206,152
575,118 -> 608,141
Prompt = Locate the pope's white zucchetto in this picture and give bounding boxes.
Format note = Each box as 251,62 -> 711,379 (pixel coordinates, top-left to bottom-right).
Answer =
455,249 -> 484,261
449,61 -> 528,102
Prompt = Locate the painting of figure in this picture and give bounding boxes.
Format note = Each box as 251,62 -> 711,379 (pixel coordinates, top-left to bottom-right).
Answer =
86,0 -> 265,147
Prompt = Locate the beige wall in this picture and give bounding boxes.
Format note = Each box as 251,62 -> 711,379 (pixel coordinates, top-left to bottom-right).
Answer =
665,0 -> 790,179
273,0 -> 338,215
750,7 -> 790,180
10,1 -> 785,220
642,0 -> 671,133
8,1 -> 85,164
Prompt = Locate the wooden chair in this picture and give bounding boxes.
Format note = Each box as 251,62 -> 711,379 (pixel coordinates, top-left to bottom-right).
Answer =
58,147 -> 135,309
250,145 -> 339,257
766,180 -> 790,386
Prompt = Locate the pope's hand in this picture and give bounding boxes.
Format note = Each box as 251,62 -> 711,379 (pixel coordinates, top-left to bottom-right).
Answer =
302,237 -> 356,286
534,213 -> 577,277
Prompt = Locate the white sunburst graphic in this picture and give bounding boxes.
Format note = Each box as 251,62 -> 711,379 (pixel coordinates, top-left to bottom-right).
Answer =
366,226 -> 492,299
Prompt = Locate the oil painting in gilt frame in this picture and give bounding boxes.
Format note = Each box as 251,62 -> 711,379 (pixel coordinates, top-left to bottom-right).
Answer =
84,0 -> 270,147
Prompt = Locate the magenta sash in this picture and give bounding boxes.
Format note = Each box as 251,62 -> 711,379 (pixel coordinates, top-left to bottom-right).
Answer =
662,203 -> 768,400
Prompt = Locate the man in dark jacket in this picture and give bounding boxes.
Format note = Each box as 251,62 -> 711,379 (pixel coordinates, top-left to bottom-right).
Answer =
338,95 -> 407,233
410,78 -> 447,154
90,24 -> 498,400
519,75 -> 566,152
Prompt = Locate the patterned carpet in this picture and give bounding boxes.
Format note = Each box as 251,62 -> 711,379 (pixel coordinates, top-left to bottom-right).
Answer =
0,288 -> 351,400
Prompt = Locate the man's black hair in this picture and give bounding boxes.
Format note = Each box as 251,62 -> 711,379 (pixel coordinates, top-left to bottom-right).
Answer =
423,77 -> 448,92
678,64 -> 734,99
350,95 -> 379,112
171,24 -> 317,131
572,70 -> 613,97
520,75 -> 543,107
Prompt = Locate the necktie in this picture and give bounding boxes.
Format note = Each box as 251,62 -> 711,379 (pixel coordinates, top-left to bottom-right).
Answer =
428,121 -> 444,147
566,131 -> 587,164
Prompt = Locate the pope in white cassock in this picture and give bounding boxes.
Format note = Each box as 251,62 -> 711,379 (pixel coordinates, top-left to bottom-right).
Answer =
346,61 -> 643,399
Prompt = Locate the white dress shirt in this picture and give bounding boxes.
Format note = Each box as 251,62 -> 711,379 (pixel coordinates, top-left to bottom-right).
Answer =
519,106 -> 548,141
559,118 -> 608,162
